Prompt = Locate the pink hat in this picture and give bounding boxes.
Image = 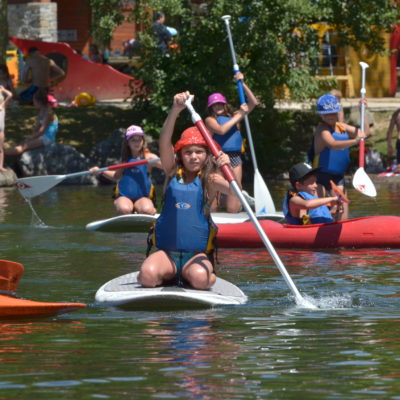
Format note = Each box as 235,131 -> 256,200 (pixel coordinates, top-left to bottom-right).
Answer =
125,125 -> 144,140
207,93 -> 227,108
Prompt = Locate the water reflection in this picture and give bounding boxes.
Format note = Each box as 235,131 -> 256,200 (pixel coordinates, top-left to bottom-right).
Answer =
142,315 -> 241,399
0,188 -> 8,223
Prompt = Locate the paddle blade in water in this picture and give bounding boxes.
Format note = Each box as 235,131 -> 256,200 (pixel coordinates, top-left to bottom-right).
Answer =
352,168 -> 377,197
16,175 -> 66,199
254,169 -> 276,214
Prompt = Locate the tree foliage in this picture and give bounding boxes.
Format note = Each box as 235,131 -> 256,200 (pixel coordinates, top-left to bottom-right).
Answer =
99,0 -> 400,172
0,0 -> 8,65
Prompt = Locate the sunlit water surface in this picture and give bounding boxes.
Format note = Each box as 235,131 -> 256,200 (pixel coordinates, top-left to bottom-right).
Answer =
1,179 -> 400,399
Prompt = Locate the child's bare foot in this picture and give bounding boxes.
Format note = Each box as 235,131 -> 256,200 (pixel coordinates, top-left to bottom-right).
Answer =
0,167 -> 8,172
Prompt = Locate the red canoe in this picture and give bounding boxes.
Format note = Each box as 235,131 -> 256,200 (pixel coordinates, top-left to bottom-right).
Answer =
217,216 -> 400,249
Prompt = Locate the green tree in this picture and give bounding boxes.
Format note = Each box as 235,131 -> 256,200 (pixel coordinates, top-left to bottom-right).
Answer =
0,0 -> 8,65
89,0 -> 125,49
91,0 -> 400,172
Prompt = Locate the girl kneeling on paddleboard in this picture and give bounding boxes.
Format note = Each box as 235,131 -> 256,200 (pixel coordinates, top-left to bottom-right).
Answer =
91,125 -> 161,215
283,162 -> 342,225
138,91 -> 237,290
205,72 -> 258,213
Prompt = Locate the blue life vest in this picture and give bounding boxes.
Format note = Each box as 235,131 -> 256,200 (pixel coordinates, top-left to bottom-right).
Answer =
316,128 -> 350,175
213,115 -> 243,152
283,190 -> 333,225
154,176 -> 214,252
116,157 -> 152,200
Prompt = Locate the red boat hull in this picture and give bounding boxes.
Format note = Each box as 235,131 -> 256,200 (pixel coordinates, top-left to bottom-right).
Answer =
217,216 -> 400,249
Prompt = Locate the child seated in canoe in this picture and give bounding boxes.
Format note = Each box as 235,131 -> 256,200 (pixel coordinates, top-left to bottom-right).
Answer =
91,125 -> 162,215
138,91 -> 236,290
283,162 -> 343,225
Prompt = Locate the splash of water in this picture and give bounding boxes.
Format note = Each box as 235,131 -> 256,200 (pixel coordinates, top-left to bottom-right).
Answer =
25,198 -> 48,228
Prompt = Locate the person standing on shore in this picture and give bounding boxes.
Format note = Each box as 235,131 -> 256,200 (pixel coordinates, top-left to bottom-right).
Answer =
19,47 -> 65,103
386,108 -> 400,171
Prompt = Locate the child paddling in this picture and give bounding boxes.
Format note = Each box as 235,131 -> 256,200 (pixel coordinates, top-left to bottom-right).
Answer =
308,94 -> 367,220
205,72 -> 258,213
283,162 -> 342,225
138,91 -> 237,290
91,125 -> 161,215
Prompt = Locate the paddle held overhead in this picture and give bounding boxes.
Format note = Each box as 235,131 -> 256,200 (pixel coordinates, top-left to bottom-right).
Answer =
184,95 -> 317,309
221,15 -> 277,216
352,62 -> 376,198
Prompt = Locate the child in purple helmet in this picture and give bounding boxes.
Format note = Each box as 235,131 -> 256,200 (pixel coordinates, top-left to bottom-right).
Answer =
205,72 -> 258,213
308,93 -> 367,220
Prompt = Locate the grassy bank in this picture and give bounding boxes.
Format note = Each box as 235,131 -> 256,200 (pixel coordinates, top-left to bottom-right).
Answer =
4,103 -> 393,168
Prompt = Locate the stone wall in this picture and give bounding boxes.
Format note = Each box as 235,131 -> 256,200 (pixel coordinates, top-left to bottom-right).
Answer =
8,2 -> 58,42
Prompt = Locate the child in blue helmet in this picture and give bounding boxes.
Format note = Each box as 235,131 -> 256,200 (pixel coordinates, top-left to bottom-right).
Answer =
308,93 -> 367,220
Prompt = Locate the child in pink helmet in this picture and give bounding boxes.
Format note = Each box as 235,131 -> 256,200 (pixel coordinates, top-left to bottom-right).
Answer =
205,72 -> 258,213
91,125 -> 162,215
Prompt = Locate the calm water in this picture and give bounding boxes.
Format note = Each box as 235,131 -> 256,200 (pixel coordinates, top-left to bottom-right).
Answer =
1,178 -> 400,399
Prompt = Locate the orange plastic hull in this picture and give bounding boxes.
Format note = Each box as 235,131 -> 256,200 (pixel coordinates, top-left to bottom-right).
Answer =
217,216 -> 400,249
0,295 -> 86,319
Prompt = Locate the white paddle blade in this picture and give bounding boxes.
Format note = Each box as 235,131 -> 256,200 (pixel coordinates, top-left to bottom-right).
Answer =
352,168 -> 377,197
254,169 -> 276,214
16,175 -> 66,199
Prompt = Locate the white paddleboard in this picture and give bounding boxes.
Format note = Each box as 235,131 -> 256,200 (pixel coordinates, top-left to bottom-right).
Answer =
86,211 -> 284,233
95,271 -> 247,310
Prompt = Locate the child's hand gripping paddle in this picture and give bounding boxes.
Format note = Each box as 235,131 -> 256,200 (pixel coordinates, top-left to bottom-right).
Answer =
330,180 -> 350,204
352,62 -> 376,198
184,95 -> 317,309
16,158 -> 160,199
221,15 -> 277,216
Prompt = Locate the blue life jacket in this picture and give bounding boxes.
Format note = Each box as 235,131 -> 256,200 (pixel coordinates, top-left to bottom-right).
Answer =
283,190 -> 333,225
315,128 -> 350,175
116,157 -> 152,200
154,176 -> 215,253
213,115 -> 243,152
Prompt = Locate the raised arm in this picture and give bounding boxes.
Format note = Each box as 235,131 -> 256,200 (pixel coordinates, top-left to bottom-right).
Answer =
234,72 -> 259,112
205,107 -> 247,135
159,91 -> 188,175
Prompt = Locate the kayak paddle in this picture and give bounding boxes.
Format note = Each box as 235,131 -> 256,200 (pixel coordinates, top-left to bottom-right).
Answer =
184,95 -> 317,309
16,158 -> 160,199
222,15 -> 277,215
0,259 -> 24,292
330,180 -> 350,204
352,62 -> 376,197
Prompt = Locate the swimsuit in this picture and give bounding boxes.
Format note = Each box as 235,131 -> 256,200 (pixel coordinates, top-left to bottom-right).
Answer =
151,175 -> 216,282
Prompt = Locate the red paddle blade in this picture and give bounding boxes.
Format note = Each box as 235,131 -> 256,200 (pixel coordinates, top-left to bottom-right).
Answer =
0,260 -> 24,292
330,180 -> 350,203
